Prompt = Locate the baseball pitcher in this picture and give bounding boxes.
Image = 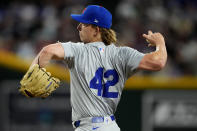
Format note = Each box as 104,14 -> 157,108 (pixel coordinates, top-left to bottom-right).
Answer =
19,5 -> 167,131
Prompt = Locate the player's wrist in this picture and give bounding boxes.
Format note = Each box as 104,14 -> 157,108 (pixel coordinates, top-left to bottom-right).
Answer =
155,42 -> 165,51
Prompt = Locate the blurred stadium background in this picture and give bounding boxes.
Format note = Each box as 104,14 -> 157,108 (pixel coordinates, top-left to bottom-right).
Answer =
0,0 -> 197,131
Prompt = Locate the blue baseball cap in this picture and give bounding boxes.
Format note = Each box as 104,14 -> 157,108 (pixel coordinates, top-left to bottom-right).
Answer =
71,5 -> 112,29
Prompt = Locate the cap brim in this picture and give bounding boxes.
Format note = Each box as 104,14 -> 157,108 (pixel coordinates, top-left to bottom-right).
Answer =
71,14 -> 91,24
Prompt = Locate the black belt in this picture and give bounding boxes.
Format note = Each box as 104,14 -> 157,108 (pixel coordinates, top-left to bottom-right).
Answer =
74,115 -> 115,128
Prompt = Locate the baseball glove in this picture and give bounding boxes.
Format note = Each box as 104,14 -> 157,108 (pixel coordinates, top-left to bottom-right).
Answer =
19,64 -> 60,98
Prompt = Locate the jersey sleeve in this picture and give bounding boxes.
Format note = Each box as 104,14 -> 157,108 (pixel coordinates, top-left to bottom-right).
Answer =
60,41 -> 83,58
117,47 -> 145,78
60,41 -> 84,68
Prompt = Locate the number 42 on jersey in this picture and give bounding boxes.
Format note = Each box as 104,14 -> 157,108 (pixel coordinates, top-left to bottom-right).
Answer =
90,67 -> 119,98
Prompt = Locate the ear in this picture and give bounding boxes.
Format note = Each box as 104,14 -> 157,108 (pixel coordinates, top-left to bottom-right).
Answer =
93,27 -> 100,37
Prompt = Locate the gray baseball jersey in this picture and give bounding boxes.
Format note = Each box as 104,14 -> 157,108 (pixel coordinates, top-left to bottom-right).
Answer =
61,42 -> 144,121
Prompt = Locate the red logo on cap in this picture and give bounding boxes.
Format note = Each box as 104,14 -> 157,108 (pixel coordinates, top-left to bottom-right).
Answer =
82,8 -> 86,14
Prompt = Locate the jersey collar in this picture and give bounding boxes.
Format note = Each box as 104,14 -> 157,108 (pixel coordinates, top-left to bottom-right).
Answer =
87,41 -> 105,47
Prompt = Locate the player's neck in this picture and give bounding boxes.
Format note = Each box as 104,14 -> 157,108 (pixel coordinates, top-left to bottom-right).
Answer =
90,35 -> 102,43
90,39 -> 102,43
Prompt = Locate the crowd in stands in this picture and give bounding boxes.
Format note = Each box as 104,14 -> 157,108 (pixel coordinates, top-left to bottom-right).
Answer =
0,0 -> 197,76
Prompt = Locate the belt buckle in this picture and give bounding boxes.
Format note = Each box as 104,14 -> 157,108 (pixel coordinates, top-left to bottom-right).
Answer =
92,117 -> 104,123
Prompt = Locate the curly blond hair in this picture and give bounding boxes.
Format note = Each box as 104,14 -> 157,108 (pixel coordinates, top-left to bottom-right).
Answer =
100,28 -> 117,45
91,24 -> 117,45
